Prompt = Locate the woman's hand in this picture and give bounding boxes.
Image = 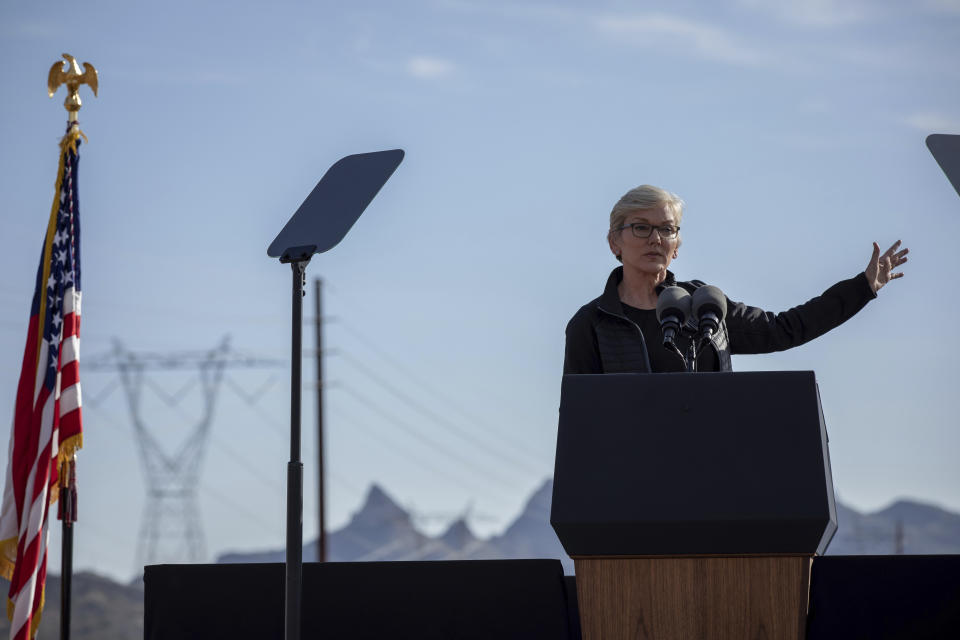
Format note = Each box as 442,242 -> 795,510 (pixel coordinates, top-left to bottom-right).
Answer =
865,240 -> 908,294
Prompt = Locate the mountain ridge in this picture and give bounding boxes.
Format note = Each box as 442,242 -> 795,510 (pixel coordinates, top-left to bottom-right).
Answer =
218,479 -> 960,569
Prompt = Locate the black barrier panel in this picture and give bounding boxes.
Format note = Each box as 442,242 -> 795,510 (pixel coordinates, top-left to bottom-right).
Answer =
145,560 -> 572,640
807,555 -> 960,639
563,576 -> 583,640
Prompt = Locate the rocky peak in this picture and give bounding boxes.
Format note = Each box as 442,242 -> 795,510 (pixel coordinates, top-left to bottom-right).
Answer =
440,518 -> 477,549
349,483 -> 410,529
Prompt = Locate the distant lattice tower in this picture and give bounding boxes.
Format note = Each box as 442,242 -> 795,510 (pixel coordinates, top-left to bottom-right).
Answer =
108,338 -> 230,569
85,336 -> 284,572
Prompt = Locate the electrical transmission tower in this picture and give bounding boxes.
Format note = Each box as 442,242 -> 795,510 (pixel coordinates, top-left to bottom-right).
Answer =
85,336 -> 282,570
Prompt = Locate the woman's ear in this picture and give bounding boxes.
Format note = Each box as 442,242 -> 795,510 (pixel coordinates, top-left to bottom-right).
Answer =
673,249 -> 679,259
608,232 -> 622,260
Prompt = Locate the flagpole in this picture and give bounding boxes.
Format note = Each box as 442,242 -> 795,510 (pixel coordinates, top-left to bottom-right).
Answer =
59,460 -> 77,640
57,108 -> 80,640
47,52 -> 97,640
57,112 -> 79,638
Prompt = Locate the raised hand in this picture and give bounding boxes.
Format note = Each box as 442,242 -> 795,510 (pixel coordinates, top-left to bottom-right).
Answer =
865,240 -> 908,294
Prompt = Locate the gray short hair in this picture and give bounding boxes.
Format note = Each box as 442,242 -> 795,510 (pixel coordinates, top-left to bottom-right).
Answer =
608,185 -> 685,233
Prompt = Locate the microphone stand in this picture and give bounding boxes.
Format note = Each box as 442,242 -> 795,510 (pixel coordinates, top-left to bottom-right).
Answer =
684,339 -> 697,372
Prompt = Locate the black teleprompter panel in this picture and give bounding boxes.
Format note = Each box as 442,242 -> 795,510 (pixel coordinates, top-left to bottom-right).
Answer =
144,560 -> 572,640
551,371 -> 837,556
267,149 -> 404,259
927,134 -> 960,199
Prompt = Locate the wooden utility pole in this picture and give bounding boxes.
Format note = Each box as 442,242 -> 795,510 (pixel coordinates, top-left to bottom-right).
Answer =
314,278 -> 327,562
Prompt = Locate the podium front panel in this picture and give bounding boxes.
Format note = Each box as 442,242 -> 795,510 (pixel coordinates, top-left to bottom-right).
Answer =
551,371 -> 837,556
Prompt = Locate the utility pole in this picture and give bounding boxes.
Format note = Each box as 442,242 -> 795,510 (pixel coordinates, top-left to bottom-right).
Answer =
315,278 -> 327,562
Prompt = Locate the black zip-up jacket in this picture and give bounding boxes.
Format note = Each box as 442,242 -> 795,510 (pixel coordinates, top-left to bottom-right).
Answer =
564,267 -> 877,374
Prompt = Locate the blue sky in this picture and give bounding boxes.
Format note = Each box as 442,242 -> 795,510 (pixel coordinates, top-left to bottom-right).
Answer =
1,0 -> 958,581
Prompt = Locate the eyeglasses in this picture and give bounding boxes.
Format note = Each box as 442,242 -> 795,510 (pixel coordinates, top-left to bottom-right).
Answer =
614,222 -> 680,239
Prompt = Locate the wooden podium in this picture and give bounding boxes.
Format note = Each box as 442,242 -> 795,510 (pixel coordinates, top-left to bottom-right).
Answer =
551,372 -> 837,640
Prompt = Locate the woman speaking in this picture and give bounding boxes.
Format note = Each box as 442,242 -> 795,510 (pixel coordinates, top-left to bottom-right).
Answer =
564,185 -> 908,374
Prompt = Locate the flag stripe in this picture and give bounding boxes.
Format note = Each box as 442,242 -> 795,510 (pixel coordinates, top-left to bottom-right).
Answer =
30,342 -> 49,409
59,366 -> 79,397
58,386 -> 81,416
59,331 -> 79,365
61,289 -> 79,318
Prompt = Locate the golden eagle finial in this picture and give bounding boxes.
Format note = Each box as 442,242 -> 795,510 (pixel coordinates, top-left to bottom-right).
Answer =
48,53 -> 98,121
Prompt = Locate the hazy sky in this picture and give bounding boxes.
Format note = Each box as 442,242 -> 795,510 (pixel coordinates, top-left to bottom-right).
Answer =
1,0 -> 958,582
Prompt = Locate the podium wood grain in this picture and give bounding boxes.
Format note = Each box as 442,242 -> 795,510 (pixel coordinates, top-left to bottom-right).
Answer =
574,556 -> 811,640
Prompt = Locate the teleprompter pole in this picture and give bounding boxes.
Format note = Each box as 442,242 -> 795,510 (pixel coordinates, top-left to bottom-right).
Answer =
267,149 -> 403,638
286,259 -> 308,640
314,278 -> 326,563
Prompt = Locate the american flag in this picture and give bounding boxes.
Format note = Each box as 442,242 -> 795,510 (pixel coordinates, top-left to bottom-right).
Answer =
0,124 -> 84,640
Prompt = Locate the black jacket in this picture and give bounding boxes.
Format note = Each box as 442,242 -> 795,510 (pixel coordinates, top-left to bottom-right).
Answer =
563,267 -> 876,374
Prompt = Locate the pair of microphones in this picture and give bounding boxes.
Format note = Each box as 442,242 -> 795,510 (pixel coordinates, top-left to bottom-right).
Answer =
655,285 -> 727,369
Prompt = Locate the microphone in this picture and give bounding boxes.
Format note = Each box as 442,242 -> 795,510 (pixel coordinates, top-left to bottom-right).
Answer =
656,287 -> 692,350
692,285 -> 727,345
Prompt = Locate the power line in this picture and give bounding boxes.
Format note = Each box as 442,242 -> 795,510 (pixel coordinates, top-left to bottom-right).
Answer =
82,374 -> 362,551
82,394 -> 133,431
211,436 -> 285,494
224,374 -> 281,405
86,373 -> 289,493
329,404 -> 495,497
334,384 -> 524,492
85,378 -> 120,407
143,376 -> 198,408
86,376 -> 285,560
199,483 -> 282,539
324,285 -> 551,464
140,371 -> 287,496
223,374 -> 289,439
221,373 -> 363,500
326,469 -> 367,500
179,368 -> 367,525
336,350 -> 546,476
